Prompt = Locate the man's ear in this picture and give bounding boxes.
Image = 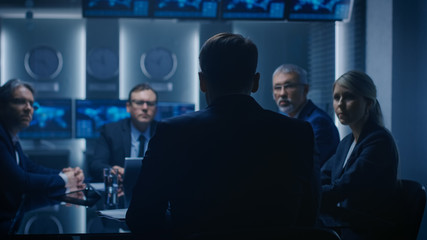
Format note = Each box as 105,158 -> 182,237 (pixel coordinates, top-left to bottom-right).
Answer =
199,72 -> 207,93
126,101 -> 131,113
303,84 -> 309,96
251,72 -> 260,93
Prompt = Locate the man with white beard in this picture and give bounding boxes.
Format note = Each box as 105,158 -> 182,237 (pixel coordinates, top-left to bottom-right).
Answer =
272,64 -> 339,166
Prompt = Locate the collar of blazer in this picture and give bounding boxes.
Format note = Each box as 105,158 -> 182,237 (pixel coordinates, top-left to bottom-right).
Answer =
339,117 -> 384,172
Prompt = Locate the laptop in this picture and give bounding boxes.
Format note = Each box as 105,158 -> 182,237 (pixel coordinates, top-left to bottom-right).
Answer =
123,157 -> 143,206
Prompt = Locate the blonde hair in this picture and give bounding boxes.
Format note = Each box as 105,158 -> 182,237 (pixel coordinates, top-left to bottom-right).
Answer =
334,70 -> 383,127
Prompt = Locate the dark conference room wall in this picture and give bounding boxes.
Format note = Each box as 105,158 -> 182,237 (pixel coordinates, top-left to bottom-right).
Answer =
390,1 -> 427,239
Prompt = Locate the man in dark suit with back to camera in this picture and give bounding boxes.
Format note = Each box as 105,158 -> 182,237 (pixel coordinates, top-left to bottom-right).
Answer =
272,64 -> 339,167
0,79 -> 84,234
126,33 -> 319,239
89,83 -> 158,182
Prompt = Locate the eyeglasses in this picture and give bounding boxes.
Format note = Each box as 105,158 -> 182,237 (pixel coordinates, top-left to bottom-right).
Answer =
9,98 -> 39,110
273,83 -> 306,92
131,100 -> 156,107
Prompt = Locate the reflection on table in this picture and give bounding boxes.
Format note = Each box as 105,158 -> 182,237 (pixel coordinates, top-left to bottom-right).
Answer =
16,182 -> 129,235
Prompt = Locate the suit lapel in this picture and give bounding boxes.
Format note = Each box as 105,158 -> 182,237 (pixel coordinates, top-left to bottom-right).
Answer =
342,144 -> 359,173
14,141 -> 27,170
336,135 -> 354,177
297,100 -> 315,120
122,119 -> 131,157
338,119 -> 379,176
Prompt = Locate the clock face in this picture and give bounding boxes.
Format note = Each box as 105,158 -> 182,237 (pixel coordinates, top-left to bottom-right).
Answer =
140,47 -> 177,80
24,46 -> 63,80
87,47 -> 119,80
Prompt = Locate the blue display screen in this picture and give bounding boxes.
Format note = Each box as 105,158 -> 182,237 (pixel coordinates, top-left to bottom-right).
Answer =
287,0 -> 352,21
155,102 -> 195,120
19,99 -> 72,139
76,99 -> 196,139
75,99 -> 130,139
221,0 -> 286,20
152,0 -> 219,19
83,0 -> 150,18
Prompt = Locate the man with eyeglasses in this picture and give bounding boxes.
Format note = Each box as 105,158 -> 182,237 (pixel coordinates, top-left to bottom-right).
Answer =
272,64 -> 339,166
0,78 -> 84,234
89,83 -> 158,182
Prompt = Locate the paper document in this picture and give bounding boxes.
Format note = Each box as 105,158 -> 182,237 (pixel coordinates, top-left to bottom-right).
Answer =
97,208 -> 128,221
90,182 -> 105,192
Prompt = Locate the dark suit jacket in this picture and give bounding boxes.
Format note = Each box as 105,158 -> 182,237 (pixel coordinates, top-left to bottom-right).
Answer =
0,122 -> 65,233
126,94 -> 319,238
89,118 -> 157,181
320,117 -> 399,227
297,100 -> 339,167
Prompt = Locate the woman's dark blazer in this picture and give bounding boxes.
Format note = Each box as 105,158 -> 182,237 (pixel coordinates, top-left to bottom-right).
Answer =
320,117 -> 399,226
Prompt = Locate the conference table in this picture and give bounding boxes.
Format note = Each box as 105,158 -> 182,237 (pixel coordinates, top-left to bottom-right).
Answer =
15,182 -> 130,235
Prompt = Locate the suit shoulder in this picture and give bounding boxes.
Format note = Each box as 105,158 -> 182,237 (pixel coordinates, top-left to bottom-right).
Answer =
263,109 -> 313,133
99,118 -> 130,136
161,110 -> 206,125
306,105 -> 334,123
103,118 -> 129,128
362,126 -> 396,146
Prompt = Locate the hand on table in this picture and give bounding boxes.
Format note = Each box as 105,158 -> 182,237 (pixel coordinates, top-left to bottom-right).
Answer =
63,167 -> 86,192
112,165 -> 125,183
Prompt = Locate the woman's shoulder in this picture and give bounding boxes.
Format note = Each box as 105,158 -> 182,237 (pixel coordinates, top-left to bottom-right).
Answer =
363,123 -> 395,142
359,124 -> 398,155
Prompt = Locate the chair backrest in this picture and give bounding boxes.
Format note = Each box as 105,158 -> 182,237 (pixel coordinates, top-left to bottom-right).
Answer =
393,179 -> 426,239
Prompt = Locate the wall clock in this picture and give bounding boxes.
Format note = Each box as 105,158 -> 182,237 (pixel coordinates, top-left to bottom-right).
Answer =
87,47 -> 119,80
140,47 -> 177,81
24,46 -> 63,80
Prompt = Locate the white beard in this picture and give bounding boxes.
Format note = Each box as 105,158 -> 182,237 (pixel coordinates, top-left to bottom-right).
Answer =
279,105 -> 294,115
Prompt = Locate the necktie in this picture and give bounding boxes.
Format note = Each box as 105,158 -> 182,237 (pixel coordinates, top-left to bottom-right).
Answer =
138,135 -> 146,157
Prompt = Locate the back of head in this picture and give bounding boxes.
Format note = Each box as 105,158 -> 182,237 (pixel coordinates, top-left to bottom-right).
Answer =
199,32 -> 258,93
272,64 -> 308,84
335,70 -> 384,126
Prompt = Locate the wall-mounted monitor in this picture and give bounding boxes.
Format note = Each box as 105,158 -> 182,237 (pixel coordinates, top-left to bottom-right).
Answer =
75,100 -> 195,139
155,102 -> 195,120
220,0 -> 287,20
75,99 -> 130,139
287,0 -> 353,21
152,0 -> 219,19
82,0 -> 150,18
19,99 -> 72,139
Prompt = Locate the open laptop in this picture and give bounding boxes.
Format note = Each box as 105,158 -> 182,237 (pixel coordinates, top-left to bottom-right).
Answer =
123,157 -> 143,207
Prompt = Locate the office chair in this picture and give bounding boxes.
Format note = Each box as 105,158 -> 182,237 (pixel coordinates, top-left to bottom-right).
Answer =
334,179 -> 426,240
391,179 -> 426,240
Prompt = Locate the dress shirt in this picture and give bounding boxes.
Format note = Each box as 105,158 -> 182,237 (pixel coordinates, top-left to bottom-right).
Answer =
130,123 -> 151,158
342,140 -> 356,168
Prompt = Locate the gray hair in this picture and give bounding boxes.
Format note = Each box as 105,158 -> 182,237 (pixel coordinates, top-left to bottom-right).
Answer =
334,70 -> 384,127
272,64 -> 308,84
0,78 -> 35,106
0,79 -> 35,125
